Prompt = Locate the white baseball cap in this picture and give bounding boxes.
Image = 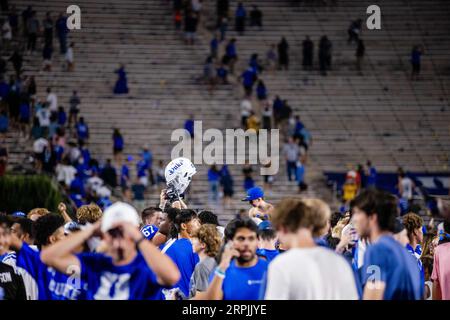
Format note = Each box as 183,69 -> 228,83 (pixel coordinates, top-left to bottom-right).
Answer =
101,202 -> 140,233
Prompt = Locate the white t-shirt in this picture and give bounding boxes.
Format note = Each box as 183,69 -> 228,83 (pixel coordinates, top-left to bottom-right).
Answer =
36,108 -> 50,127
265,247 -> 358,300
46,93 -> 58,112
401,177 -> 413,199
33,138 -> 48,153
56,164 -> 77,186
240,99 -> 252,117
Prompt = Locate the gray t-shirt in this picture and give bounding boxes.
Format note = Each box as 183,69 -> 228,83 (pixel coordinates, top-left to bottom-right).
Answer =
188,256 -> 217,298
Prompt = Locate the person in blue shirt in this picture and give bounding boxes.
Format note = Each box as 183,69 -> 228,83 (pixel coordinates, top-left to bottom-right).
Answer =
140,207 -> 163,242
235,2 -> 247,35
256,221 -> 279,263
41,202 -> 180,300
55,13 -> 69,54
402,213 -> 425,292
19,99 -> 30,137
8,213 -> 87,300
224,38 -> 237,74
141,146 -> 155,186
210,35 -> 219,59
57,106 -> 66,127
161,209 -> 200,299
208,165 -> 221,203
136,155 -> 148,188
366,160 -> 377,188
204,218 -> 268,300
120,155 -> 132,190
216,63 -> 228,84
240,67 -> 257,96
256,80 -> 267,101
410,45 -> 423,81
75,117 -> 89,144
112,128 -> 124,164
352,189 -> 423,300
184,115 -> 195,138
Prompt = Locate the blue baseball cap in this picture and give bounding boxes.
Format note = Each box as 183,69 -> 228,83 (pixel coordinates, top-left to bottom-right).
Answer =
242,187 -> 264,201
11,211 -> 26,218
258,220 -> 273,230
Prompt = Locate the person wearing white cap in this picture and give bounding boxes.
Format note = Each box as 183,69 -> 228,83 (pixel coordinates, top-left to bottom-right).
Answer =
41,202 -> 181,300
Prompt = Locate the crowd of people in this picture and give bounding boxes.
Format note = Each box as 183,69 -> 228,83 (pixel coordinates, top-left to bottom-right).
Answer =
0,184 -> 449,300
0,0 -> 446,302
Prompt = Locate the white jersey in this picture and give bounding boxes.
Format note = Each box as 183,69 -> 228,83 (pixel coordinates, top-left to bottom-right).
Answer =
2,251 -> 39,300
265,247 -> 358,300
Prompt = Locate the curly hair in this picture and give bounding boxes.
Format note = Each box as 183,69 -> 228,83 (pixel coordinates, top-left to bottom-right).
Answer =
76,203 -> 103,224
193,224 -> 222,257
27,208 -> 50,220
402,213 -> 423,243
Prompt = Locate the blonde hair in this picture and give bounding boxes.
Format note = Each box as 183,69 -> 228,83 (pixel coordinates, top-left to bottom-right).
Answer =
192,224 -> 222,257
76,203 -> 103,224
27,208 -> 50,219
302,198 -> 331,237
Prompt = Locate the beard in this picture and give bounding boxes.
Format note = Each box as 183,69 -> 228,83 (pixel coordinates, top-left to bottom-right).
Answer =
237,252 -> 255,264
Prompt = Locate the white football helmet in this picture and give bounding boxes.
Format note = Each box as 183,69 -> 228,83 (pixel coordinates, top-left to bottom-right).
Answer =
164,157 -> 197,195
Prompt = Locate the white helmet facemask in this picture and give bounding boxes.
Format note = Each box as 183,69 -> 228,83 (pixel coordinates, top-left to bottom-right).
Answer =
165,157 -> 196,195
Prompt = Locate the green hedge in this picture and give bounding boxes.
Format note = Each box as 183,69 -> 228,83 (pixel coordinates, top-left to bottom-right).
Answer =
0,175 -> 63,214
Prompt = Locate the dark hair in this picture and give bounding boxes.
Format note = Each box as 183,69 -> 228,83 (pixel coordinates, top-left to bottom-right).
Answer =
171,209 -> 197,237
352,189 -> 398,232
0,214 -> 12,229
141,207 -> 161,222
13,218 -> 34,238
198,211 -> 219,226
258,228 -> 276,241
444,220 -> 450,233
33,213 -> 65,249
330,211 -> 342,228
225,218 -> 258,241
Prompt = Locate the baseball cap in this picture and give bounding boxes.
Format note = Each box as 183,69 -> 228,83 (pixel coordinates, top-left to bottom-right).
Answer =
258,220 -> 273,230
101,202 -> 140,233
242,187 -> 264,201
11,211 -> 26,218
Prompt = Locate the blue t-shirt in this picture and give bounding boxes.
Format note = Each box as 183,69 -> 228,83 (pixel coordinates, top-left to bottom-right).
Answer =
361,236 -> 423,300
256,249 -> 279,263
184,119 -> 194,137
113,136 -> 123,149
16,243 -> 86,300
241,69 -> 256,87
136,160 -> 147,178
226,43 -> 236,58
222,258 -> 268,300
58,111 -> 67,126
76,123 -> 89,139
19,103 -> 30,120
161,238 -> 199,298
76,251 -> 164,300
140,225 -> 159,241
121,165 -> 130,186
367,167 -> 377,186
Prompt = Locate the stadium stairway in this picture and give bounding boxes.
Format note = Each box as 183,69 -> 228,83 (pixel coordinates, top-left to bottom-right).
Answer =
2,0 -> 449,223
